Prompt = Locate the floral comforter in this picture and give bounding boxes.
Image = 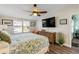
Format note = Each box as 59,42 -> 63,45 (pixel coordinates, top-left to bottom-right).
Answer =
10,34 -> 49,54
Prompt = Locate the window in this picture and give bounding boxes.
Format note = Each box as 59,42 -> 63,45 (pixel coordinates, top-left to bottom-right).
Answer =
23,21 -> 30,32
13,20 -> 30,33
13,20 -> 22,33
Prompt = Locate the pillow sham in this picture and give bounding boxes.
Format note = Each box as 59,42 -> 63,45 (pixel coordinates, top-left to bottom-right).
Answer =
0,31 -> 11,44
1,30 -> 11,37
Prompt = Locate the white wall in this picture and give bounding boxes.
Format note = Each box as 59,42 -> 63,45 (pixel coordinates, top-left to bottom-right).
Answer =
36,5 -> 79,47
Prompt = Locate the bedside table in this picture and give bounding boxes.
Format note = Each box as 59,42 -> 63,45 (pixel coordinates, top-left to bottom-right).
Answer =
0,41 -> 9,54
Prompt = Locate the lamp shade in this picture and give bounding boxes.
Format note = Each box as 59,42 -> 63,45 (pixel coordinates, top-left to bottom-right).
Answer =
0,25 -> 7,31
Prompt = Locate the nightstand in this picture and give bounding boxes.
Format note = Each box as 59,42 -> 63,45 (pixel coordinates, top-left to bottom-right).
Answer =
0,41 -> 9,54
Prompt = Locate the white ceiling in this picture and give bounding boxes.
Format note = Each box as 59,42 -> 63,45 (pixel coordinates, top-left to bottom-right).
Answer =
0,4 -> 77,20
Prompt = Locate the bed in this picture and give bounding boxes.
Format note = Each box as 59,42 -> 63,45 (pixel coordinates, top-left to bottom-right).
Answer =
9,33 -> 49,54
0,25 -> 49,54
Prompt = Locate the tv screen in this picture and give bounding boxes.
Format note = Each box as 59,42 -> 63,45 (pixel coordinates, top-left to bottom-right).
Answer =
42,17 -> 56,27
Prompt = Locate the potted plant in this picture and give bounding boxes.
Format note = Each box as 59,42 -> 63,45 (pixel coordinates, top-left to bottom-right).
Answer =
58,32 -> 65,46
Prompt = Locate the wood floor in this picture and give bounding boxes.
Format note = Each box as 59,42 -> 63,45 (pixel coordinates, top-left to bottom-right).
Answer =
46,44 -> 79,54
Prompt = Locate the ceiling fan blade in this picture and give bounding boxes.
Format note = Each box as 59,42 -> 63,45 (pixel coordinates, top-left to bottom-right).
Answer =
37,13 -> 41,16
39,11 -> 47,13
32,11 -> 47,13
37,14 -> 41,16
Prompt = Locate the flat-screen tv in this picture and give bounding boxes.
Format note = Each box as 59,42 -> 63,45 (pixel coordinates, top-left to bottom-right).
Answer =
42,17 -> 56,27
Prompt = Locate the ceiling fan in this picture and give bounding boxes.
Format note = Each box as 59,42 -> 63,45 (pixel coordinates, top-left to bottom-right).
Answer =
24,4 -> 47,16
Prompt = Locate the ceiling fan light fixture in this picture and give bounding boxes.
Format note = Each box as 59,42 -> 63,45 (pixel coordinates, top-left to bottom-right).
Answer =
33,13 -> 37,16
24,4 -> 47,16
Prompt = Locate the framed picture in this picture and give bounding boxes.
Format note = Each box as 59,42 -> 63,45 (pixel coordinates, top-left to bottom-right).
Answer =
30,21 -> 36,27
2,19 -> 13,26
60,19 -> 67,24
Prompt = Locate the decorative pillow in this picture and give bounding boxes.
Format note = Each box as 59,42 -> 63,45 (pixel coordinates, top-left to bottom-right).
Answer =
0,31 -> 11,44
1,30 -> 11,37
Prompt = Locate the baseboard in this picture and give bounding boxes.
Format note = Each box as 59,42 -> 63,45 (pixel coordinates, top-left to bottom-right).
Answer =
63,44 -> 71,48
55,41 -> 71,48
